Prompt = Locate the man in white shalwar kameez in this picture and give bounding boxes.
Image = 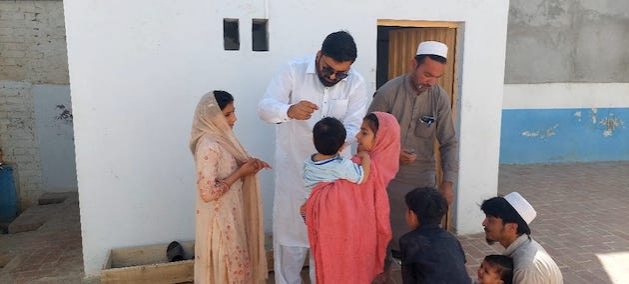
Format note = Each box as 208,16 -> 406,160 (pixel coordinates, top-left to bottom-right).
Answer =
258,31 -> 370,284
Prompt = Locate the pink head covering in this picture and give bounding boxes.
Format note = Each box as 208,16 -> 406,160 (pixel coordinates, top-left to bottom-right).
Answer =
368,112 -> 401,182
305,112 -> 400,283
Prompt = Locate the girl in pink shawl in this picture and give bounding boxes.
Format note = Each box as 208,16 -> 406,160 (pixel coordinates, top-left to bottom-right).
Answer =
304,112 -> 401,284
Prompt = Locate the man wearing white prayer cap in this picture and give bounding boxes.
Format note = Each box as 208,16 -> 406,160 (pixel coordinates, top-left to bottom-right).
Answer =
481,192 -> 563,284
369,41 -> 458,254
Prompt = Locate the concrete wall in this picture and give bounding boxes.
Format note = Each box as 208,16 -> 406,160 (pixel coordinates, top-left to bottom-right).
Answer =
32,85 -> 77,192
505,0 -> 629,83
64,0 -> 510,275
501,0 -> 629,164
0,0 -> 75,206
501,107 -> 628,163
501,83 -> 629,163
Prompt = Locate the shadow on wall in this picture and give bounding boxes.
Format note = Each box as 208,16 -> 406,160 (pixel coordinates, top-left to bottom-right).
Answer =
32,85 -> 78,193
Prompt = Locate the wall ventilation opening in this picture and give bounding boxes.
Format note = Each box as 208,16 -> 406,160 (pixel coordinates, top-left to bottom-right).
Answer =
223,18 -> 240,50
252,19 -> 269,52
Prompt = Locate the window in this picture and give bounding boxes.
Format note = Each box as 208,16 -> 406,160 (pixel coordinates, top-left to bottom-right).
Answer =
223,19 -> 240,50
252,19 -> 269,51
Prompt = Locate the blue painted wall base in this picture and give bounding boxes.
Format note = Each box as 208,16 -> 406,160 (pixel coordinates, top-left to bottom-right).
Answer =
500,108 -> 629,164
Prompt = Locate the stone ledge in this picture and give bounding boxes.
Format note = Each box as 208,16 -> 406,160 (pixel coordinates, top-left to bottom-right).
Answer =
38,192 -> 71,205
7,203 -> 64,234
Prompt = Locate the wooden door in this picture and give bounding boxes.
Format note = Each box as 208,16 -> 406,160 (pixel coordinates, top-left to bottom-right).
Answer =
387,27 -> 457,109
386,27 -> 458,230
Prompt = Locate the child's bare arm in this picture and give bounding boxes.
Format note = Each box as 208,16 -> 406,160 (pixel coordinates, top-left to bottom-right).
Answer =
357,151 -> 371,184
300,202 -> 307,223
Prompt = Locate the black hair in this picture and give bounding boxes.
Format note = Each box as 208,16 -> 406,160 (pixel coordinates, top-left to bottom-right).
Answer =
483,255 -> 514,284
213,90 -> 234,110
404,187 -> 448,225
363,113 -> 379,134
415,54 -> 447,66
312,117 -> 346,155
481,197 -> 531,236
321,31 -> 357,63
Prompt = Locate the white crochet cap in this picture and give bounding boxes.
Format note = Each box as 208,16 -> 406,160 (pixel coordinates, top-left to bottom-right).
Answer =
504,192 -> 537,224
416,41 -> 448,59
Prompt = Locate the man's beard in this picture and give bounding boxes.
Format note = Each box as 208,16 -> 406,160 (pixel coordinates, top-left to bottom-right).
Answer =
315,55 -> 343,87
484,227 -> 497,245
317,73 -> 341,87
417,84 -> 431,93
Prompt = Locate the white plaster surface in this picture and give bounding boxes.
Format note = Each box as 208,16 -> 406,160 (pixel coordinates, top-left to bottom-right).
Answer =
503,83 -> 629,109
32,84 -> 78,192
63,0 -> 509,275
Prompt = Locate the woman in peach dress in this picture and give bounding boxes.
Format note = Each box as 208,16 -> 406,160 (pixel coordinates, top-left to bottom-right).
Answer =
190,90 -> 269,283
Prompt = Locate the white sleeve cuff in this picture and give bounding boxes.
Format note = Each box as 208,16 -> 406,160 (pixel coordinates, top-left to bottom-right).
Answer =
278,103 -> 292,123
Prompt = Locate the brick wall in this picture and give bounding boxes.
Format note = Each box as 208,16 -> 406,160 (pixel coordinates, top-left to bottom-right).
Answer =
0,0 -> 68,84
0,1 -> 69,208
0,81 -> 42,208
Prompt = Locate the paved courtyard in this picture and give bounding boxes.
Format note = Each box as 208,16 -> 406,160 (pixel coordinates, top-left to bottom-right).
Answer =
0,193 -> 83,283
459,162 -> 629,284
1,162 -> 628,283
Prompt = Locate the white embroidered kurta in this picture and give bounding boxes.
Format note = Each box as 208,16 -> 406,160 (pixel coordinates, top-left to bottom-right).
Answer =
258,55 -> 369,247
194,137 -> 250,284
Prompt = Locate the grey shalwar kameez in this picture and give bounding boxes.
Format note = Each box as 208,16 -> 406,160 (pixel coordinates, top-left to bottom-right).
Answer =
369,74 -> 459,249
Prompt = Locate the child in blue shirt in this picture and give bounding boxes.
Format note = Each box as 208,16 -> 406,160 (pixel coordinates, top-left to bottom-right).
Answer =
300,117 -> 371,219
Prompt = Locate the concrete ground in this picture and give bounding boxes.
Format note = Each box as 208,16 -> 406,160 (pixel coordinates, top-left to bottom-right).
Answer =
459,162 -> 629,284
1,162 -> 628,283
0,192 -> 83,284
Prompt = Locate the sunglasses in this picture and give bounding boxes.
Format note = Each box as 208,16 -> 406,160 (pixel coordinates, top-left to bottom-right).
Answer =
319,57 -> 349,80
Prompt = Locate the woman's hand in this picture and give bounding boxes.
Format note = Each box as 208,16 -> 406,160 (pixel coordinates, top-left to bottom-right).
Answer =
238,158 -> 271,176
200,189 -> 212,203
253,159 -> 271,172
210,158 -> 271,199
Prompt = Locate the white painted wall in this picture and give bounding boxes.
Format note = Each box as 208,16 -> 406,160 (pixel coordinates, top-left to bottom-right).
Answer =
64,0 -> 509,275
503,83 -> 629,109
32,84 -> 78,192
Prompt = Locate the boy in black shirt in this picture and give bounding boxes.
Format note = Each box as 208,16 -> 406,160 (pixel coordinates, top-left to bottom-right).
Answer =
400,187 -> 471,284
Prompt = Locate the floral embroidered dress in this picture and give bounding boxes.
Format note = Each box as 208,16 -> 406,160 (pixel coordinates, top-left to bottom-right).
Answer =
194,136 -> 250,283
190,93 -> 267,284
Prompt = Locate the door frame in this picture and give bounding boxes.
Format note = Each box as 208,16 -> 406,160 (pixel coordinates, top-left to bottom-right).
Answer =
376,19 -> 462,231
